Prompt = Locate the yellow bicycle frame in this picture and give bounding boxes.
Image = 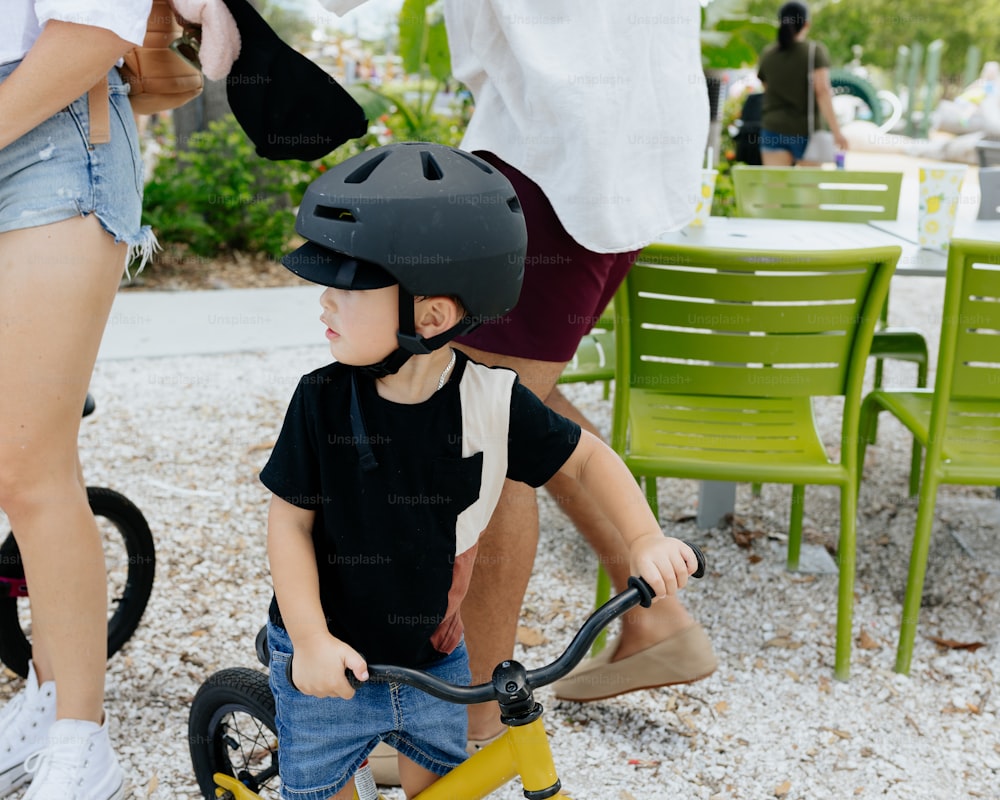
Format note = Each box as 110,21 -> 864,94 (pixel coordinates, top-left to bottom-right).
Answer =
416,717 -> 570,799
211,715 -> 573,800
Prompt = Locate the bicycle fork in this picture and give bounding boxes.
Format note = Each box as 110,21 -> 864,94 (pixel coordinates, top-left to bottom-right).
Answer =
416,657 -> 571,800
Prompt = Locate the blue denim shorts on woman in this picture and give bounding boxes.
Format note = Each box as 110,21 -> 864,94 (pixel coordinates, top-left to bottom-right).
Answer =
759,128 -> 810,161
0,60 -> 155,265
267,621 -> 470,800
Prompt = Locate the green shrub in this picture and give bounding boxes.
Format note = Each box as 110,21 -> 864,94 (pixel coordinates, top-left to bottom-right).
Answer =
141,110 -> 461,263
142,116 -> 295,258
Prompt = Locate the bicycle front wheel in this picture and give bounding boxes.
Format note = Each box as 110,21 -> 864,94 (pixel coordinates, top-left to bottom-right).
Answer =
0,486 -> 155,677
189,667 -> 280,800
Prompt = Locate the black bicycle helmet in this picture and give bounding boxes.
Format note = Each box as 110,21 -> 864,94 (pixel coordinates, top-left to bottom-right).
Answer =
283,142 -> 527,375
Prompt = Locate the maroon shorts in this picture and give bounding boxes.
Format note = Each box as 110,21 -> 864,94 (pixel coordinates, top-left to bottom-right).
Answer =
455,152 -> 638,363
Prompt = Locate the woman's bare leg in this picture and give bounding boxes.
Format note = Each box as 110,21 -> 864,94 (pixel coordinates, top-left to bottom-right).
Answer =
762,149 -> 794,166
0,215 -> 126,722
398,754 -> 441,797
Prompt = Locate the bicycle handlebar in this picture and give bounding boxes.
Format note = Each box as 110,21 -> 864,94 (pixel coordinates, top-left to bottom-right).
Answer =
286,541 -> 706,705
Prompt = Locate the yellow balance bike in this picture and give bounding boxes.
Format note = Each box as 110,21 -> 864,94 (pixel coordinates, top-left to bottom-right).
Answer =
189,545 -> 705,800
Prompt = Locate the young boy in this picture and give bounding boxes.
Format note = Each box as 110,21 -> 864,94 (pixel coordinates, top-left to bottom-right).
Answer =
261,142 -> 701,800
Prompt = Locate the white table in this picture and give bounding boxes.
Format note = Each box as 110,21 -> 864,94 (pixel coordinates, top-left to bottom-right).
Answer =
868,218 -> 1000,272
661,216 -> 906,250
665,215 -> 935,270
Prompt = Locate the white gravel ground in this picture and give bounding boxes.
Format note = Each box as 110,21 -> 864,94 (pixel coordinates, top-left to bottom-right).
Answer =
1,275 -> 998,800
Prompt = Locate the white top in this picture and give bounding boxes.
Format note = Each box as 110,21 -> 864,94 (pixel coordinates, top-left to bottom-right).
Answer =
1,1 -> 152,66
321,0 -> 709,253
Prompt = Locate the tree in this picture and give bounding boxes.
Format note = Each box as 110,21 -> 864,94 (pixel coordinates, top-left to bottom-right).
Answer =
736,0 -> 1000,92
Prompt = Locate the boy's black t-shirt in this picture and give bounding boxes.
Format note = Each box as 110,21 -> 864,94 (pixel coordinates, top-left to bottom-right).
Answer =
260,352 -> 581,667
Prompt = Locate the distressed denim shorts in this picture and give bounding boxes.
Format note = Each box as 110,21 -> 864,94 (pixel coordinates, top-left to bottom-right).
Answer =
267,621 -> 470,800
0,60 -> 155,265
759,128 -> 810,161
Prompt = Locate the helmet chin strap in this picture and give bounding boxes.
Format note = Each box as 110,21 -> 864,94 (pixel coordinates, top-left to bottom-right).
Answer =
356,290 -> 478,379
349,291 -> 480,471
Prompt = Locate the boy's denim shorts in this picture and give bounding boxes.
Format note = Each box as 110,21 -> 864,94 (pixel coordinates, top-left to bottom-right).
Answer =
0,60 -> 154,263
759,128 -> 810,161
267,621 -> 470,800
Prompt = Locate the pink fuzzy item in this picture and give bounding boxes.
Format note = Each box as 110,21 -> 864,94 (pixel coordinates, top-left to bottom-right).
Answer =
171,0 -> 241,81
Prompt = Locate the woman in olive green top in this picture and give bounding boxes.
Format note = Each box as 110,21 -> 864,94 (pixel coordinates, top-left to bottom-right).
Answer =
756,1 -> 847,166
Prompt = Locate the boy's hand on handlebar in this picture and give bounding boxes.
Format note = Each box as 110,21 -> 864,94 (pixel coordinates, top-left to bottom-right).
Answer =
628,535 -> 700,599
290,633 -> 369,699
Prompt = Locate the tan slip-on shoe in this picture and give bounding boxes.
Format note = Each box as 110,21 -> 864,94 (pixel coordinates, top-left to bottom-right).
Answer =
466,730 -> 504,755
368,742 -> 400,786
553,623 -> 717,703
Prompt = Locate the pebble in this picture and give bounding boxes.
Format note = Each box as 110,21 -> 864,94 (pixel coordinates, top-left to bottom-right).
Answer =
1,277 -> 997,799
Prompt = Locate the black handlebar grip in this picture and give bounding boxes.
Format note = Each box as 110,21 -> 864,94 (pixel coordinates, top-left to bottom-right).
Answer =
628,575 -> 657,607
286,655 -> 365,693
345,669 -> 363,690
684,540 -> 707,579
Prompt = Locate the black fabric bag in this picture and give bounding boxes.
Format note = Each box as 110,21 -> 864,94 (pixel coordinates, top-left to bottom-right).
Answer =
221,0 -> 368,160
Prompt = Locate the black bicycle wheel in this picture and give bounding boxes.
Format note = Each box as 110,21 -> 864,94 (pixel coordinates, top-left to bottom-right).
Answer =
189,667 -> 280,800
0,486 -> 155,678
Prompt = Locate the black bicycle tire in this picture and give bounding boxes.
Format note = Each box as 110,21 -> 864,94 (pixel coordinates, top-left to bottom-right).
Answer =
0,486 -> 155,678
829,69 -> 884,126
188,667 -> 279,800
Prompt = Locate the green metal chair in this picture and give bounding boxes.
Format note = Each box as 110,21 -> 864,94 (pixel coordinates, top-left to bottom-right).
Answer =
732,165 -> 929,441
557,305 -> 615,398
611,242 -> 901,680
858,239 -> 1000,675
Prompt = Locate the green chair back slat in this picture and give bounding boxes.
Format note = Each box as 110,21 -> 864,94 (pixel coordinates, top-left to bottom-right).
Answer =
633,297 -> 863,342
637,260 -> 873,302
732,166 -> 903,221
961,261 -> 1000,295
632,294 -> 863,334
634,399 -> 793,422
631,361 -> 845,398
953,326 -> 1000,361
636,326 -> 851,365
641,428 -> 818,455
948,403 -> 1000,426
947,438 -> 1000,457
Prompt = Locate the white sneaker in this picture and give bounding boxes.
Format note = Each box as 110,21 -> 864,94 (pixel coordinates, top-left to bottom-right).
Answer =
22,714 -> 124,800
0,661 -> 56,797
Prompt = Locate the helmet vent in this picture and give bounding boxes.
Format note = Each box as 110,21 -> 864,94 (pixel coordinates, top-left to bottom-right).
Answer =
454,150 -> 493,174
507,196 -> 522,214
420,151 -> 444,181
344,151 -> 389,184
315,206 -> 357,222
